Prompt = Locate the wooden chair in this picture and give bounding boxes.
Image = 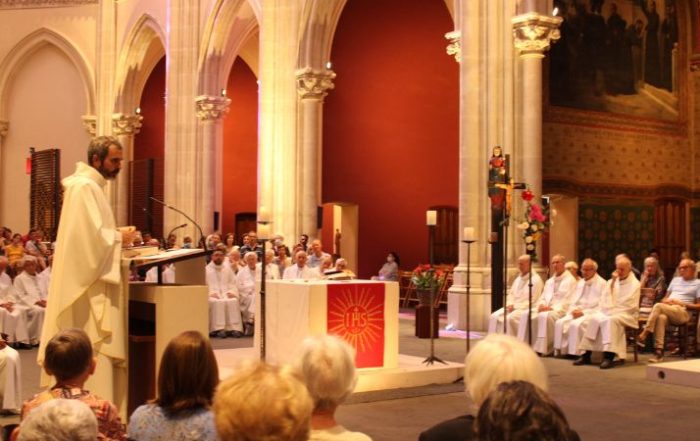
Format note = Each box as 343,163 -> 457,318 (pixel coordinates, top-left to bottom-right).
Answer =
434,268 -> 454,308
624,326 -> 639,363
666,310 -> 698,359
398,270 -> 415,307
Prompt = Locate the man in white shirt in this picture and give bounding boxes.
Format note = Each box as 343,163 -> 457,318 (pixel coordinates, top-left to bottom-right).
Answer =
522,254 -> 577,355
236,252 -> 259,336
12,256 -> 46,345
554,258 -> 606,356
307,240 -> 331,269
576,255 -> 640,369
206,250 -> 243,338
638,258 -> 700,363
0,257 -> 30,346
488,255 -> 544,335
283,251 -> 321,280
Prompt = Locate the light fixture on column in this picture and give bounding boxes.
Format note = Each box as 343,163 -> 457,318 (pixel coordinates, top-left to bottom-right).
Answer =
325,61 -> 332,70
135,106 -> 141,115
220,88 -> 227,97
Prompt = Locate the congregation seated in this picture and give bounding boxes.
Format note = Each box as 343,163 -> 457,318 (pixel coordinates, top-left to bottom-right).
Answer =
283,251 -> 321,280
373,252 -> 399,282
5,234 -> 25,273
206,250 -> 244,338
308,240 -> 331,269
37,255 -> 52,299
213,361 -> 313,441
0,257 -> 31,347
0,335 -> 22,414
16,399 -> 98,441
23,229 -> 48,271
239,231 -> 263,261
554,258 -> 606,357
575,255 -> 640,369
223,233 -> 236,255
419,334 -> 548,441
295,335 -> 372,441
565,261 -> 580,281
227,248 -> 243,274
637,258 -> 700,363
257,249 -> 281,280
11,256 -> 45,345
128,331 -> 219,441
639,256 -> 667,304
474,381 -> 580,441
488,255 -> 544,336
524,254 -> 577,355
274,245 -> 292,275
19,328 -> 126,440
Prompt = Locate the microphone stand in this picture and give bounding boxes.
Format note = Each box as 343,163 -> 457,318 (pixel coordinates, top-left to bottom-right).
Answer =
167,223 -> 188,249
150,197 -> 206,248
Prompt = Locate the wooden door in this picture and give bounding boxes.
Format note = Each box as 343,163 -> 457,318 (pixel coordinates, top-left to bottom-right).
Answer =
429,206 -> 458,265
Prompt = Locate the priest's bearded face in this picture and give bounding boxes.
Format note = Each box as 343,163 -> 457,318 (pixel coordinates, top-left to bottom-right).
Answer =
93,144 -> 123,180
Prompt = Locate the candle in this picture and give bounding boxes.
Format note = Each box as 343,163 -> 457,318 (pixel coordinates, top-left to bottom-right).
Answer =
426,210 -> 437,226
463,227 -> 475,241
258,223 -> 271,240
258,206 -> 271,223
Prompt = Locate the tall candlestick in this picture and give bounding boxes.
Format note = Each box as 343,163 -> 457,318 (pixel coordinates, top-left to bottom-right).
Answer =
463,227 -> 475,241
426,210 -> 437,226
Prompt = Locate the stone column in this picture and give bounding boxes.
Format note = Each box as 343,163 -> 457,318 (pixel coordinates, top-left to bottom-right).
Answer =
259,0 -> 302,242
512,12 -> 561,200
112,113 -> 143,227
195,95 -> 231,235
0,121 -> 8,220
296,67 -> 335,237
164,0 -> 201,240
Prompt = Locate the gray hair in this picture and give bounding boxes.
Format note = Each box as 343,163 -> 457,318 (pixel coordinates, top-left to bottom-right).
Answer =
517,254 -> 531,263
581,258 -> 598,271
295,335 -> 357,411
244,251 -> 258,261
564,261 -> 578,271
18,399 -> 98,441
87,136 -> 122,163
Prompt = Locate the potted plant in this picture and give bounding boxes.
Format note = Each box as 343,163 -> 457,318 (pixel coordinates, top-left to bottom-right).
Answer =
411,264 -> 445,306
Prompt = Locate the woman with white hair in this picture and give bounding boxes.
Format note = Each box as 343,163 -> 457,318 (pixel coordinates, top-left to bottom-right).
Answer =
17,399 -> 98,441
419,333 -> 548,441
296,335 -> 372,441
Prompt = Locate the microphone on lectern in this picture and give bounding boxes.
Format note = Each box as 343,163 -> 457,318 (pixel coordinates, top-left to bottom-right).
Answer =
149,197 -> 206,249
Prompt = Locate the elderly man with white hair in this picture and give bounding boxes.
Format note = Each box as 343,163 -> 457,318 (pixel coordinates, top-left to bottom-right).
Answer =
575,255 -> 640,369
283,251 -> 321,280
488,255 -> 544,336
236,252 -> 260,336
12,256 -> 46,345
419,333 -> 548,441
554,258 -> 606,357
206,250 -> 243,338
637,258 -> 700,363
296,335 -> 372,441
0,257 -> 31,347
17,398 -> 98,441
521,254 -> 577,356
257,249 -> 281,281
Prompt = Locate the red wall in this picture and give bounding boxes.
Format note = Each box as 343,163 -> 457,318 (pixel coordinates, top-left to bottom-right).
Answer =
323,0 -> 459,278
135,57 -> 165,160
221,58 -> 258,236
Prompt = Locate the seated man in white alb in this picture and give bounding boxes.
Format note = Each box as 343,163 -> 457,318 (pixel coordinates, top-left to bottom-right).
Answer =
0,336 -> 21,413
554,258 -> 606,357
488,254 -> 544,335
256,249 -> 281,281
0,257 -> 30,347
637,258 -> 700,363
283,251 -> 321,280
144,264 -> 175,283
236,252 -> 260,336
575,255 -> 640,369
521,254 -> 577,355
206,250 -> 243,338
11,256 -> 46,345
37,254 -> 52,300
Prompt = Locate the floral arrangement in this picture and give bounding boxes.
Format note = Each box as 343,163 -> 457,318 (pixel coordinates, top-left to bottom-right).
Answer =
517,188 -> 550,262
411,264 -> 445,291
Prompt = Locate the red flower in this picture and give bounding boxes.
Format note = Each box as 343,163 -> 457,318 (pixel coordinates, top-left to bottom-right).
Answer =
529,203 -> 546,222
522,189 -> 534,201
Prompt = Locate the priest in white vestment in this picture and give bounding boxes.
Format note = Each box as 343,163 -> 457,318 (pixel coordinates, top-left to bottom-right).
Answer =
488,255 -> 544,335
38,137 -> 131,415
12,256 -> 46,343
206,250 -> 243,338
283,251 -> 321,280
256,250 -> 281,281
576,256 -> 640,369
236,252 -> 259,335
37,255 -> 52,300
0,257 -> 30,345
0,340 -> 21,412
521,255 -> 577,355
554,259 -> 606,356
144,264 -> 175,283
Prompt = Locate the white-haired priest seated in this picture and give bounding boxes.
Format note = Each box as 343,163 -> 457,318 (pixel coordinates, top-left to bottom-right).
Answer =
488,255 -> 544,336
206,250 -> 243,338
11,256 -> 45,345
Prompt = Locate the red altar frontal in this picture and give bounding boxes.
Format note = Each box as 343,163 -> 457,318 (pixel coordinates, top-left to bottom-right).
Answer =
256,280 -> 399,369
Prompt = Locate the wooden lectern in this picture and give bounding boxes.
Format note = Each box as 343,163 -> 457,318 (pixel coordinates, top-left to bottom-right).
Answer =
125,248 -> 210,415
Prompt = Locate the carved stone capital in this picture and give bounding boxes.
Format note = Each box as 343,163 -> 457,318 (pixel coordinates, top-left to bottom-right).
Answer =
296,68 -> 336,100
512,13 -> 562,58
0,121 -> 8,138
445,30 -> 461,63
82,115 -> 96,136
195,95 -> 231,121
112,113 -> 143,136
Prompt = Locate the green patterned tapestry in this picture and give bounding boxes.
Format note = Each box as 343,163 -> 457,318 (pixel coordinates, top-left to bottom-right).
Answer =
578,203 -> 654,277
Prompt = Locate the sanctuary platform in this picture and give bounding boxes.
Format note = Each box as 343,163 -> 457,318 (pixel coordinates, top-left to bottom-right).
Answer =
646,359 -> 700,389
